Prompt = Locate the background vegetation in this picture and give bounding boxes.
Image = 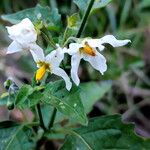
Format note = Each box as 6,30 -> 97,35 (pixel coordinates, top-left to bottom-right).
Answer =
0,0 -> 150,149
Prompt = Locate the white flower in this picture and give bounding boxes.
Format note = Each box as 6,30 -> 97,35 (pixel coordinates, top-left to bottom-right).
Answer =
30,45 -> 72,91
6,18 -> 37,54
67,35 -> 131,86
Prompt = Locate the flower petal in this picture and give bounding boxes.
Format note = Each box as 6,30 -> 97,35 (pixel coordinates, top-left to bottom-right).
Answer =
83,51 -> 107,75
52,67 -> 72,91
99,35 -> 131,47
6,18 -> 34,36
71,52 -> 81,86
21,18 -> 35,30
46,46 -> 65,67
30,44 -> 45,63
82,39 -> 105,51
6,26 -> 21,37
67,43 -> 82,55
7,41 -> 22,54
45,50 -> 57,63
56,46 -> 65,63
36,65 -> 47,81
6,18 -> 37,45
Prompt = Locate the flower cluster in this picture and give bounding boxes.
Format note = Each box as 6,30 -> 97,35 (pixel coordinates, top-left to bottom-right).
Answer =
6,18 -> 131,90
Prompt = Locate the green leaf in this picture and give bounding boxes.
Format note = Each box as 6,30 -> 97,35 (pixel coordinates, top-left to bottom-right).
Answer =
60,114 -> 150,150
41,80 -> 88,125
80,81 -> 112,113
15,85 -> 33,107
27,91 -> 43,107
93,0 -> 113,10
41,105 -> 67,128
73,0 -> 113,14
73,0 -> 88,14
1,4 -> 61,32
42,81 -> 111,126
0,121 -> 34,150
15,85 -> 44,109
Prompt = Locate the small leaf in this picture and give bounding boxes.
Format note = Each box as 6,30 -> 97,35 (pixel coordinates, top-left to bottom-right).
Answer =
0,121 -> 34,150
27,91 -> 43,107
60,115 -> 150,150
62,13 -> 81,44
0,92 -> 9,106
15,85 -> 44,109
73,0 -> 113,14
15,85 -> 33,107
41,80 -> 88,125
67,13 -> 80,28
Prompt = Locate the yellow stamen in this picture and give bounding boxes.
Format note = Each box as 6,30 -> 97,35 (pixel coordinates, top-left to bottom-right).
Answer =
36,65 -> 47,81
80,42 -> 96,56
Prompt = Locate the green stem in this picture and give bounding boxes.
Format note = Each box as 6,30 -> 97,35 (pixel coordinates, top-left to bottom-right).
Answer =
76,0 -> 95,38
62,27 -> 69,46
36,103 -> 47,131
48,107 -> 57,129
63,37 -> 78,47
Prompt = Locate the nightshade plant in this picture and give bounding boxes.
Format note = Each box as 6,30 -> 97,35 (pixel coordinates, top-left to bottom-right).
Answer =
0,0 -> 150,150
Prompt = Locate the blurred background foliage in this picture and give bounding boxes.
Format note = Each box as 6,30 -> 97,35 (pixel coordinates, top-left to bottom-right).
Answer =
0,0 -> 150,139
